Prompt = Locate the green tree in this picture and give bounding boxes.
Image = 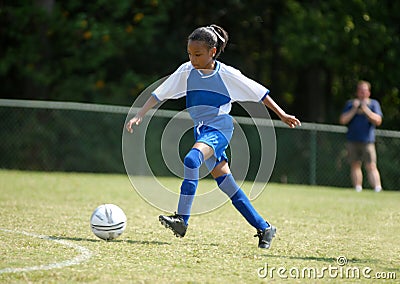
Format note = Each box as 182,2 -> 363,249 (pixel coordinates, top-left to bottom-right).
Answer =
275,0 -> 400,127
0,0 -> 174,105
1,0 -> 399,129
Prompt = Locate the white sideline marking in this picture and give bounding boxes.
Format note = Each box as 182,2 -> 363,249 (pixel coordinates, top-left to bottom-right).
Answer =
0,229 -> 92,274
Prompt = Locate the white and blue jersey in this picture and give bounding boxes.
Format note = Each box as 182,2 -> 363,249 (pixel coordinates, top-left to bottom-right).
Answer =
152,61 -> 269,168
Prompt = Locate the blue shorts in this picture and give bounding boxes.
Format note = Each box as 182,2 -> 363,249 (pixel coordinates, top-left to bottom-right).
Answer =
194,125 -> 232,170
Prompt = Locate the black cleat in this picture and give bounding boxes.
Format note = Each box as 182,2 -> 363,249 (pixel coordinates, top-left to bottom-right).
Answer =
159,213 -> 188,238
254,225 -> 276,249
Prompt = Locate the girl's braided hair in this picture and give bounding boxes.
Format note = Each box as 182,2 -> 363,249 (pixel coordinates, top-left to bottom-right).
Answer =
188,24 -> 229,59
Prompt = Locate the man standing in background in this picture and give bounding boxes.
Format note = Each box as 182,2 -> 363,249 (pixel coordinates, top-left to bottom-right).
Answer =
339,80 -> 383,192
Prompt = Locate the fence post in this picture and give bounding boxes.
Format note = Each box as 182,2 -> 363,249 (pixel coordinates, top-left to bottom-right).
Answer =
310,129 -> 317,185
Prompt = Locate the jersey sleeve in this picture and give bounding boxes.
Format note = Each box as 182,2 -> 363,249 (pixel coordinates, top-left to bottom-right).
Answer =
371,100 -> 383,117
152,62 -> 191,101
219,64 -> 269,102
342,100 -> 353,113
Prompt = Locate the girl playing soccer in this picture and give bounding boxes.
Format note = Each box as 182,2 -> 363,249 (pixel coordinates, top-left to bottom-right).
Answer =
126,24 -> 301,249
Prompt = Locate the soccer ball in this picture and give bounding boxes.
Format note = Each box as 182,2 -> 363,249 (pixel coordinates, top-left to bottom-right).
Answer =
90,204 -> 127,240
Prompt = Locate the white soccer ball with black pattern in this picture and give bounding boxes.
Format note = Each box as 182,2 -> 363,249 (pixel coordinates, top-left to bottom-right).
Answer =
90,204 -> 127,240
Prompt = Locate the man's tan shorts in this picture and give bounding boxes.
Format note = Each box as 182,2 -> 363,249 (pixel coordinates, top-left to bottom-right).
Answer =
346,142 -> 377,164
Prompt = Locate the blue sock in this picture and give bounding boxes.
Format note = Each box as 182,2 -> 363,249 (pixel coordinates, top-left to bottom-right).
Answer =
216,174 -> 269,231
177,148 -> 204,225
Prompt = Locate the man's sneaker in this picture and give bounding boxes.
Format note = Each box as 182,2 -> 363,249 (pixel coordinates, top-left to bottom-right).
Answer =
159,213 -> 188,238
254,225 -> 276,249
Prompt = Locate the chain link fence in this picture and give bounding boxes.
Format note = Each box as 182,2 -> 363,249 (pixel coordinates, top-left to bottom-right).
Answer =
1,99 -> 398,190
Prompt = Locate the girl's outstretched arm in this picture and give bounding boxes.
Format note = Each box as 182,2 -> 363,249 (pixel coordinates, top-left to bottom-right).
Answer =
262,95 -> 301,128
126,95 -> 159,133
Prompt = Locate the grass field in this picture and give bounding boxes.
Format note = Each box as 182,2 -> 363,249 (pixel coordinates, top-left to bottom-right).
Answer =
0,170 -> 399,283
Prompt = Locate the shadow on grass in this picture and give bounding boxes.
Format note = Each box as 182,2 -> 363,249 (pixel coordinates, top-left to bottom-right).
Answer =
265,255 -> 337,263
50,236 -> 171,245
50,236 -> 101,242
125,239 -> 171,245
256,254 -> 380,265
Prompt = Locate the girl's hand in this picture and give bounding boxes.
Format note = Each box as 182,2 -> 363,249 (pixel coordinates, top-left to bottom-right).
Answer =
281,114 -> 301,128
262,96 -> 301,128
126,116 -> 142,133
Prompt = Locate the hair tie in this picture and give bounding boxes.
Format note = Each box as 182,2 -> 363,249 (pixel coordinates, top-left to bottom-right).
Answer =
207,26 -> 225,43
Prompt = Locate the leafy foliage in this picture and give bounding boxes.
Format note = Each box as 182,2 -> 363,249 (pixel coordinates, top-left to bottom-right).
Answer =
1,0 -> 399,128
